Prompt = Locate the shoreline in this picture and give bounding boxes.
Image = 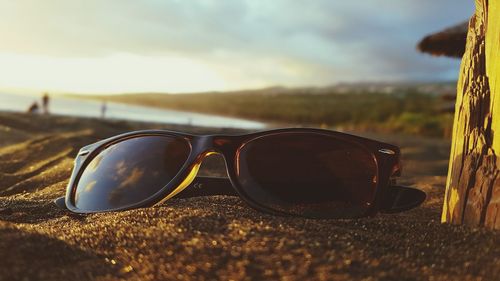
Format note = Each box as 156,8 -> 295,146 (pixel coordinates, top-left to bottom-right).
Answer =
0,92 -> 268,130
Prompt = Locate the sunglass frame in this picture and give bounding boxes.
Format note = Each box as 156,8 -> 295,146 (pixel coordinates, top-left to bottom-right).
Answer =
64,128 -> 401,218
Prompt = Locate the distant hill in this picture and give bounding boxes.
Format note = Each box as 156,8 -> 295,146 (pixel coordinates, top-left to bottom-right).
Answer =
71,81 -> 457,98
69,81 -> 455,137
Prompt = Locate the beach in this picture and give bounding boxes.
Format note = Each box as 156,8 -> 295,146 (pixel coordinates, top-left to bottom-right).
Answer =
0,92 -> 266,130
0,112 -> 499,281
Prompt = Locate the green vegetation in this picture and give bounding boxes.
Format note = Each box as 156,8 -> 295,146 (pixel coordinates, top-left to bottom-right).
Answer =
80,90 -> 454,138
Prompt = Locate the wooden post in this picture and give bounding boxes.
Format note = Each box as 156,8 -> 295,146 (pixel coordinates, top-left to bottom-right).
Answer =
442,0 -> 500,229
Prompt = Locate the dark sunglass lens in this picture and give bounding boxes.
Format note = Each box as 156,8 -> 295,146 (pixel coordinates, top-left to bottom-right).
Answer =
74,135 -> 191,211
236,133 -> 377,218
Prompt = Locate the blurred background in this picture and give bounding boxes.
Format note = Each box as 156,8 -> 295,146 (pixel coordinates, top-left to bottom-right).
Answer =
5,4 -> 500,280
0,0 -> 473,137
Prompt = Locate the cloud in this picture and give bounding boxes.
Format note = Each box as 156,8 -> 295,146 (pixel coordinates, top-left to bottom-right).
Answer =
0,0 -> 474,92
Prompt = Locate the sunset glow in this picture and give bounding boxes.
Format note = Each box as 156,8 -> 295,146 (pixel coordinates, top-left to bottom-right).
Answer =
0,0 -> 473,94
0,53 -> 226,93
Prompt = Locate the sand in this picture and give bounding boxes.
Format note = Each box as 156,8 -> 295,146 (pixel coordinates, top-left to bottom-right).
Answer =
0,112 -> 499,281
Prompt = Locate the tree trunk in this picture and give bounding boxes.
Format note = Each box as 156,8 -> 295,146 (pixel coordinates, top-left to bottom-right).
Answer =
442,0 -> 500,229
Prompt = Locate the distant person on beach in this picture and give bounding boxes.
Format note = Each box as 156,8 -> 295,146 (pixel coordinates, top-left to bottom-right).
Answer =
101,101 -> 107,119
27,101 -> 40,114
42,92 -> 50,114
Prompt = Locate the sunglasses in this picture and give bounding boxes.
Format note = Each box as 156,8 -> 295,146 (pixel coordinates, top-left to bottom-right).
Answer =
54,128 -> 426,218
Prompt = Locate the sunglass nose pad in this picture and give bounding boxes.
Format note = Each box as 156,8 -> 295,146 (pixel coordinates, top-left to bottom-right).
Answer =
157,150 -> 224,204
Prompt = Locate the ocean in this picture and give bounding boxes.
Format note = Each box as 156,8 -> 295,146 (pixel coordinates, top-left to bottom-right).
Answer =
0,92 -> 266,129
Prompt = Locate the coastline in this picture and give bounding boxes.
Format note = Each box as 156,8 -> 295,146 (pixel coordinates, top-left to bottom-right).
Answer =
0,92 -> 268,130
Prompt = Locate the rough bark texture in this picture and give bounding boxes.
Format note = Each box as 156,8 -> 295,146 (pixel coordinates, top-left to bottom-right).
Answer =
442,0 -> 500,229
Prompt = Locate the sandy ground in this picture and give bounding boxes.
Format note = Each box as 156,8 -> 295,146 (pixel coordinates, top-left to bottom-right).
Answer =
0,112 -> 499,281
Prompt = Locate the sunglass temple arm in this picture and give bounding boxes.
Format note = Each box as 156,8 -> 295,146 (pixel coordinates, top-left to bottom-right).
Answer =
54,176 -> 238,210
54,177 -> 425,213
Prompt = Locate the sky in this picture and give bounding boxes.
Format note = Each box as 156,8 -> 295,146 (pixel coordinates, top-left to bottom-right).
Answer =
0,0 -> 474,94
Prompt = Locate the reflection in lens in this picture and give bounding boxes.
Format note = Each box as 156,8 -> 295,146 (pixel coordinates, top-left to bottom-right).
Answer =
74,135 -> 191,211
236,133 -> 377,218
